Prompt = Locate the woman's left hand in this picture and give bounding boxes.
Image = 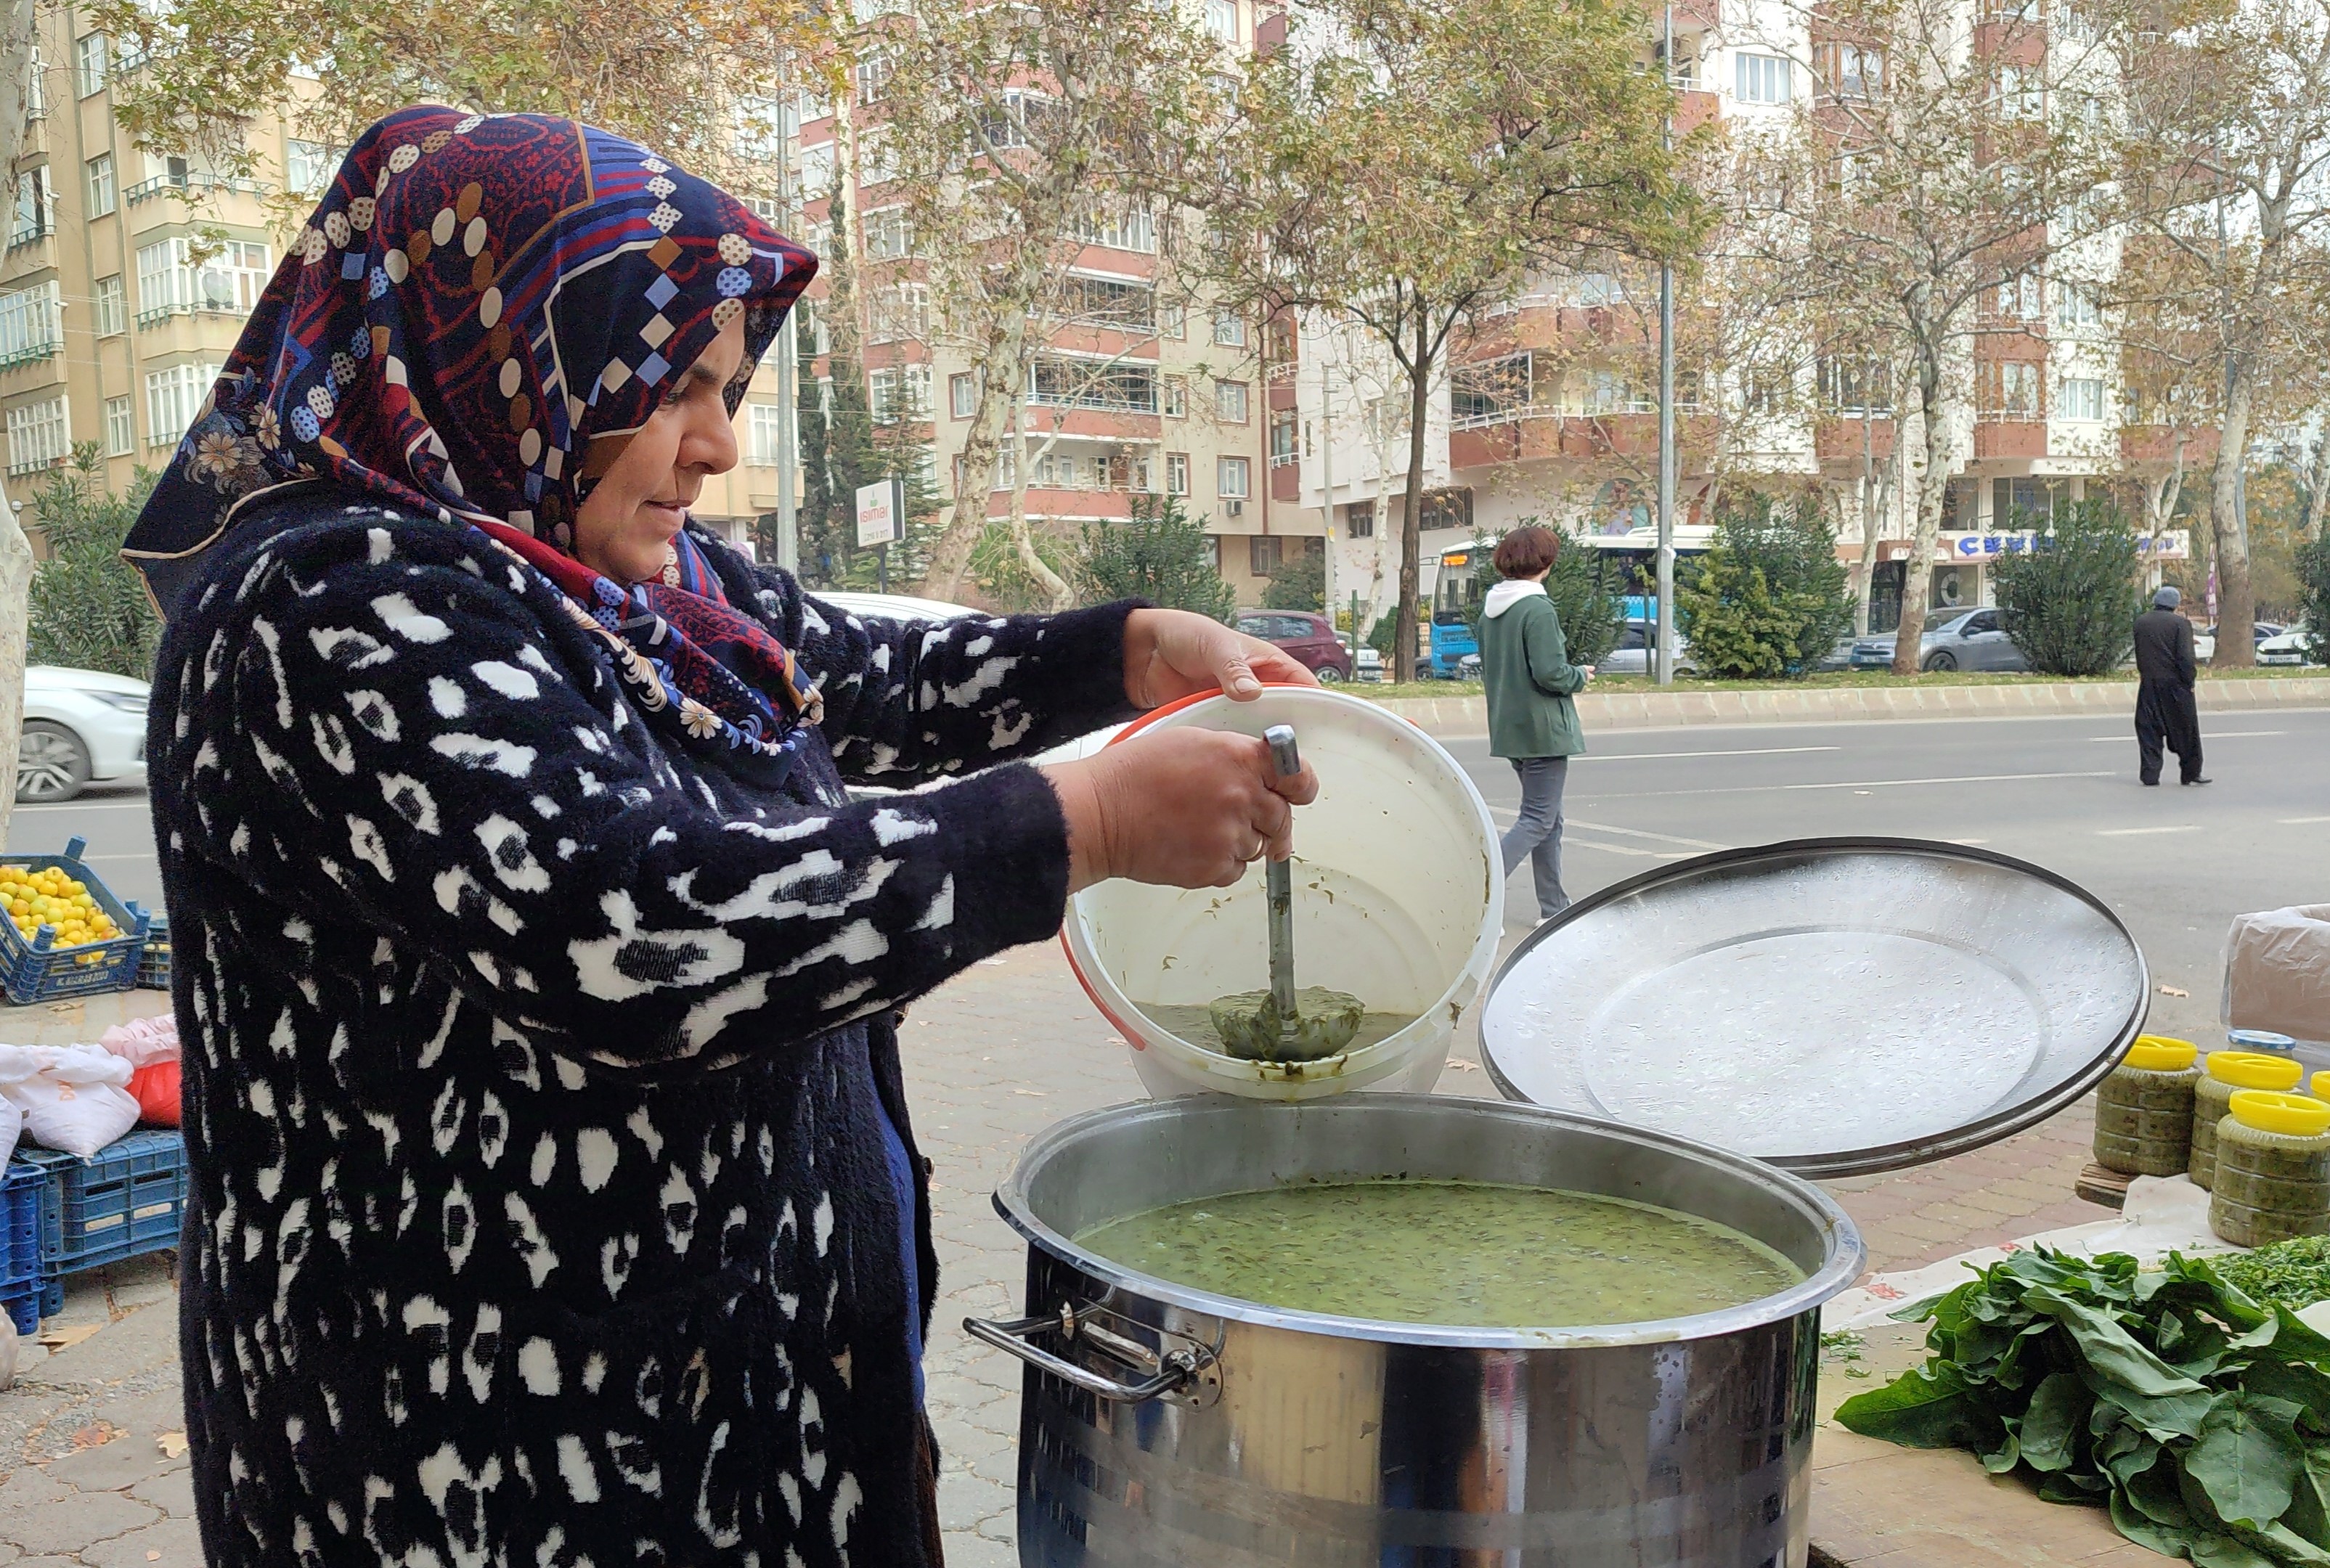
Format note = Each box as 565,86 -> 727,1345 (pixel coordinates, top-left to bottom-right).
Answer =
1123,608 -> 1321,708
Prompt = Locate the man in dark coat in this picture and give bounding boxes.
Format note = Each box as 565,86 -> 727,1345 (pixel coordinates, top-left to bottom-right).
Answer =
2133,585 -> 2209,786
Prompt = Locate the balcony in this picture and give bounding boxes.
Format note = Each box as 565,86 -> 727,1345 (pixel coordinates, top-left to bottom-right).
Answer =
0,337 -> 61,372
1813,415 -> 1899,463
126,172 -> 269,206
1972,416 -> 2048,459
1676,89 -> 1719,135
134,301 -> 253,330
1447,406 -> 1713,469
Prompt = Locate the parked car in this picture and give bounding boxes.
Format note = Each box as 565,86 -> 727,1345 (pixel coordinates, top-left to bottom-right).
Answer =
2259,621 -> 2321,667
1849,607 -> 2028,673
1814,634 -> 1860,672
16,666 -> 150,804
2194,621 -> 2285,664
1234,611 -> 1356,682
1355,646 -> 1384,682
1597,620 -> 1698,677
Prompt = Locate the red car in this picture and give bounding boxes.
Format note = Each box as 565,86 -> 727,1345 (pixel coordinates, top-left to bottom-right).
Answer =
1236,611 -> 1356,682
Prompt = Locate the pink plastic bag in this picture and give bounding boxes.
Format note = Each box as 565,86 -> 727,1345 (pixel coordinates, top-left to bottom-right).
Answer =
98,1013 -> 180,1069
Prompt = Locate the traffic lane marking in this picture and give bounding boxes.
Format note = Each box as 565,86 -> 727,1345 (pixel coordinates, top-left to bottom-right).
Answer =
1574,746 -> 1843,762
2095,825 -> 2203,837
1572,769 -> 2117,800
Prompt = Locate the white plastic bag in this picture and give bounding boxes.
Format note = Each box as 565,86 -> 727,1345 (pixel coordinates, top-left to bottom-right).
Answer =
97,1013 -> 180,1069
0,1045 -> 42,1167
2223,905 -> 2330,1047
1,1044 -> 138,1158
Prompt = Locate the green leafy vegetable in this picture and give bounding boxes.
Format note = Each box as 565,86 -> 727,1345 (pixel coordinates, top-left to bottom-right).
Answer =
2218,1238 -> 2330,1316
1836,1248 -> 2330,1565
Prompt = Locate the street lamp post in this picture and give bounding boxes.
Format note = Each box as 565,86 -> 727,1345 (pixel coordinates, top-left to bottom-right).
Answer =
773,98 -> 801,574
1654,0 -> 1677,687
1319,341 -> 1340,657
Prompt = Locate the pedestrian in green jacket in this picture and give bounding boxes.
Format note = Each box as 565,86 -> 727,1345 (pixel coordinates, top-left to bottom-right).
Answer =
1478,526 -> 1592,919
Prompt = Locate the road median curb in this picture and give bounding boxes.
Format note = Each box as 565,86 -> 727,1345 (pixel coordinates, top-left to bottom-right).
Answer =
1372,676 -> 2330,737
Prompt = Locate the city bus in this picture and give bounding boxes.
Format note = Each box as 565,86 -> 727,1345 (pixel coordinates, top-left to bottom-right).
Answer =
1426,528 -> 1715,679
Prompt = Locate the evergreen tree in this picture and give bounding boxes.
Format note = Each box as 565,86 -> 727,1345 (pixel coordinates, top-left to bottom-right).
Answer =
1075,494 -> 1235,621
2298,528 -> 2330,666
1991,497 -> 2143,677
1262,543 -> 1325,611
1677,497 -> 1853,679
27,446 -> 163,679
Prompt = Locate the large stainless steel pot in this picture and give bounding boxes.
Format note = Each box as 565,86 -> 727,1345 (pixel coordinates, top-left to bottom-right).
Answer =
971,1095 -> 1865,1567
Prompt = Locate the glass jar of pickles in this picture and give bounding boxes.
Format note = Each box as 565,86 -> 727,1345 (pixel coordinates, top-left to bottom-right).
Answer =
2093,1035 -> 2201,1176
2190,1051 -> 2305,1191
2208,1090 -> 2330,1249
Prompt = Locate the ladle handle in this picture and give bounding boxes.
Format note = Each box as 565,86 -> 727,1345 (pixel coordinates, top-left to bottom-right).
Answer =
1263,725 -> 1298,1017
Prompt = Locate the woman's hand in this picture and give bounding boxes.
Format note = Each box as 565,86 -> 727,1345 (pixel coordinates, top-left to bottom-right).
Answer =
1042,729 -> 1320,894
1122,608 -> 1319,709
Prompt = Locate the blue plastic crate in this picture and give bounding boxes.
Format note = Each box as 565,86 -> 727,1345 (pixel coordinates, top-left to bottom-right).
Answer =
0,1159 -> 41,1291
0,837 -> 150,1005
0,1276 -> 38,1336
133,912 -> 170,991
16,1131 -> 187,1273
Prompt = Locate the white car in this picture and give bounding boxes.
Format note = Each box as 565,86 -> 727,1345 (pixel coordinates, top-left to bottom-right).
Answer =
812,590 -> 1127,767
17,666 -> 150,803
2258,622 -> 2321,667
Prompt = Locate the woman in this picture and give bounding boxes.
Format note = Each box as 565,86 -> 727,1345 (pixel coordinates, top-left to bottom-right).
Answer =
123,107 -> 1316,1568
1477,525 -> 1592,920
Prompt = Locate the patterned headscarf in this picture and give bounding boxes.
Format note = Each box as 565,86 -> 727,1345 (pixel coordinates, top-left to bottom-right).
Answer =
122,105 -> 823,775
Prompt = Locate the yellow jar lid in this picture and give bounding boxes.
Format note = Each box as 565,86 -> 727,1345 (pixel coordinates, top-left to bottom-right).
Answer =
2229,1090 -> 2330,1138
2207,1051 -> 2304,1091
2125,1035 -> 2198,1071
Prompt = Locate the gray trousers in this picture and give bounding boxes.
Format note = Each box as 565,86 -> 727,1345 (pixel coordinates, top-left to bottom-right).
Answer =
1502,755 -> 1570,918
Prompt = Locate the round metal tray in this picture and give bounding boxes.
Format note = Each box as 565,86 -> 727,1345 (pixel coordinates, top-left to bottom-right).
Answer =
1478,837 -> 2150,1177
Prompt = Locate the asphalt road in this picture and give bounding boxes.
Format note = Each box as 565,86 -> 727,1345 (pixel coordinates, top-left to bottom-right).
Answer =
1448,706 -> 2330,1043
10,705 -> 2327,1042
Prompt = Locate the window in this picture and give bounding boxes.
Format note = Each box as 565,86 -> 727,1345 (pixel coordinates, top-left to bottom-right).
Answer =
1212,308 -> 1247,348
1165,452 -> 1189,495
75,33 -> 106,97
1162,377 -> 1187,418
747,402 -> 786,465
1207,0 -> 1239,40
1199,533 -> 1221,571
868,282 -> 928,343
1269,407 -> 1298,462
1055,274 -> 1155,330
1817,357 -> 1891,415
1160,301 -> 1185,339
1070,204 -> 1156,254
23,48 -> 41,121
979,90 -> 1051,153
1452,351 -> 1531,425
1997,271 -> 2043,322
1576,272 -> 1622,306
868,365 -> 932,423
5,396 -> 68,476
1998,66 -> 2044,121
798,139 -> 836,198
1819,43 -> 1882,99
949,372 -> 976,419
1218,456 -> 1250,499
2058,375 -> 2105,422
0,282 -> 60,368
94,274 -> 124,337
146,362 -> 221,448
2055,2 -> 2095,40
1736,52 -> 1792,105
2056,280 -> 2101,328
1215,379 -> 1249,423
863,207 -> 913,261
854,47 -> 892,107
11,168 -> 52,248
104,396 -> 133,457
1247,536 -> 1280,575
286,139 -> 340,197
1029,356 -> 1157,412
1345,502 -> 1374,539
136,237 -> 272,322
1743,369 -> 1788,416
1981,360 -> 2042,418
85,154 -> 115,218
735,96 -> 793,164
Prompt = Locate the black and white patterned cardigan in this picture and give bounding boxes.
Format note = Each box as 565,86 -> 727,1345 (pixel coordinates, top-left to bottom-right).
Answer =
151,490 -> 1137,1568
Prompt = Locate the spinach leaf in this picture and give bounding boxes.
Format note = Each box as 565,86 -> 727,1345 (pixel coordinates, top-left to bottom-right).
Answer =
2188,1395 -> 2306,1530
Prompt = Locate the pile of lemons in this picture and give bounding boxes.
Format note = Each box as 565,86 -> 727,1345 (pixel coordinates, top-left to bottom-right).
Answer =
0,864 -> 121,957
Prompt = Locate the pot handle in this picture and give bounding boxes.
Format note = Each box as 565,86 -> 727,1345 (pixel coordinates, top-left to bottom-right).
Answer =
963,1307 -> 1199,1405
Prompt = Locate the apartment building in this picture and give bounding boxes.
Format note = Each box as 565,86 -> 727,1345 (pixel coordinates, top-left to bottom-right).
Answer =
0,24 -> 786,552
791,0 -> 1314,607
1285,0 -> 2196,631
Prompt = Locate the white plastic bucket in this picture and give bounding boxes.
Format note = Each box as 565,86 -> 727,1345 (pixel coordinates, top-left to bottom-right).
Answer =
1062,685 -> 1503,1101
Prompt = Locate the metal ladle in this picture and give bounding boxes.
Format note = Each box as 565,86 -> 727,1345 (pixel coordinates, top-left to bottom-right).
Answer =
1205,724 -> 1366,1062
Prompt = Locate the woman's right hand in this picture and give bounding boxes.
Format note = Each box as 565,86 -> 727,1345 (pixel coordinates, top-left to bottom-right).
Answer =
1041,730 -> 1320,894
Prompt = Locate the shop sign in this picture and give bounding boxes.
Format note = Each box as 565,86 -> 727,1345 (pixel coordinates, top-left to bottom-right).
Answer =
1938,529 -> 2189,561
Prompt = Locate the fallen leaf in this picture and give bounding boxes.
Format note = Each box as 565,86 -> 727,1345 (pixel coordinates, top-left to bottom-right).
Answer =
37,1324 -> 102,1351
71,1421 -> 123,1450
2159,985 -> 2190,997
156,1431 -> 188,1459
1444,1059 -> 1480,1072
148,1552 -> 162,1561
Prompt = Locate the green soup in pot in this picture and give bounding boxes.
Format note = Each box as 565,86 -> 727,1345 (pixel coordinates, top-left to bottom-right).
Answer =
1073,1179 -> 1806,1328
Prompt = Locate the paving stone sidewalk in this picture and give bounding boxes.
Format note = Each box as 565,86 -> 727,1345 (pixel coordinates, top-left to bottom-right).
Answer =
0,944 -> 2138,1565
